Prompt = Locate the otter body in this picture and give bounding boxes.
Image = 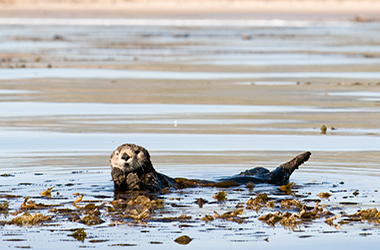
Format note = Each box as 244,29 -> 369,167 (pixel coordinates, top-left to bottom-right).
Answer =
110,143 -> 311,192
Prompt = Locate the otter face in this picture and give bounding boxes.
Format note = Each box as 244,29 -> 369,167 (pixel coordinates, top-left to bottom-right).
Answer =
110,144 -> 152,173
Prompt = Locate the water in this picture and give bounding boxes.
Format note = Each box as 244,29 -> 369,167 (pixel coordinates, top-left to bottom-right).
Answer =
0,102 -> 378,117
0,18 -> 355,27
1,17 -> 380,249
1,68 -> 380,80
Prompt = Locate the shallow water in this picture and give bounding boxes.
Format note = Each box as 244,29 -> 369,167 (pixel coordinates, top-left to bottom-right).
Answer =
1,98 -> 380,248
1,101 -> 378,117
0,17 -> 358,27
1,17 -> 380,249
1,152 -> 380,250
2,68 -> 380,80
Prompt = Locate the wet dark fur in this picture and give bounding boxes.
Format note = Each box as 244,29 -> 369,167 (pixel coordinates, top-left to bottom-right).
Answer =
110,143 -> 311,192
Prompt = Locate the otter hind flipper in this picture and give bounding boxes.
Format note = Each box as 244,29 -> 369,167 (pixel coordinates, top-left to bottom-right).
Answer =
280,151 -> 311,175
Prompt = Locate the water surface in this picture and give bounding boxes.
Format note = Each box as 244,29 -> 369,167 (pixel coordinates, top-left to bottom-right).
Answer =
1,68 -> 380,80
1,16 -> 380,250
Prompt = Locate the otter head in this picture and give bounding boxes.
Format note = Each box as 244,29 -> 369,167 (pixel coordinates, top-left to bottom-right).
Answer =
110,143 -> 154,174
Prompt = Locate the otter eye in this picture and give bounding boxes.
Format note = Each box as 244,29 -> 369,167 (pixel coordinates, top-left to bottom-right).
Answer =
121,153 -> 130,161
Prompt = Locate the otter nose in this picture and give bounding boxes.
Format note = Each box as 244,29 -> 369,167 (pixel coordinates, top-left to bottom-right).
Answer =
121,153 -> 130,161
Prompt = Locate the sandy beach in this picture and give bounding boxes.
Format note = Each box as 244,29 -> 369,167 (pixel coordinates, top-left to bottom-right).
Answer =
1,0 -> 380,20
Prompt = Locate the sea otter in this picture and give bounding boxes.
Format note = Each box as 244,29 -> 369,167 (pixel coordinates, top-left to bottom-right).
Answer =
110,143 -> 311,192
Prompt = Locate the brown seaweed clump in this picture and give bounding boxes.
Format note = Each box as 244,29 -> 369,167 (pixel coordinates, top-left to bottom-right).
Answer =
213,191 -> 227,202
259,211 -> 300,229
109,195 -> 165,221
10,212 -> 51,226
246,193 -> 270,212
279,182 -> 296,194
40,186 -> 55,197
298,202 -> 327,220
72,194 -> 107,210
281,199 -> 303,210
258,200 -> 338,230
21,197 -> 55,210
69,228 -> 87,242
325,214 -> 342,230
201,214 -> 214,222
347,208 -> 380,223
81,215 -> 104,226
195,198 -> 207,208
0,201 -> 9,212
214,209 -> 245,223
317,192 -> 332,199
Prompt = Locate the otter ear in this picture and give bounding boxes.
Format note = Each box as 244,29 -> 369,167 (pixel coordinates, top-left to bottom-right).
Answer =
121,153 -> 130,161
110,150 -> 118,161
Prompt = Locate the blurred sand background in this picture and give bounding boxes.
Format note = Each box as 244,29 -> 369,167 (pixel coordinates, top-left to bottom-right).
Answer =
1,0 -> 380,20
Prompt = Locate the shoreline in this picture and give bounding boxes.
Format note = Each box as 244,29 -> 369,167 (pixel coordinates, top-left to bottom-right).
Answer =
1,0 -> 380,20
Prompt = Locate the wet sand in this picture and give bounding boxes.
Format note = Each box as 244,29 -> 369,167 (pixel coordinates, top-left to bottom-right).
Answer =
1,1 -> 380,249
1,0 -> 380,20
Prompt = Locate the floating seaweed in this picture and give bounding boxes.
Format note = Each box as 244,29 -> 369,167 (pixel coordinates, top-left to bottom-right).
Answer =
21,197 -> 55,210
80,215 -> 105,225
109,195 -> 165,221
69,228 -> 87,242
325,214 -> 342,230
10,212 -> 51,226
346,208 -> 380,224
201,214 -> 214,222
1,179 -> 378,237
0,201 -> 9,212
40,186 -> 55,197
279,182 -> 296,194
259,211 -> 300,229
195,198 -> 207,208
0,173 -> 15,177
246,193 -> 269,212
317,192 -> 331,199
49,207 -> 81,222
174,235 -> 192,245
213,191 -> 227,202
0,194 -> 22,199
73,194 -> 107,211
299,203 -> 324,219
258,200 -> 338,230
281,199 -> 303,210
153,214 -> 192,223
214,209 -> 244,222
73,194 -> 85,208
